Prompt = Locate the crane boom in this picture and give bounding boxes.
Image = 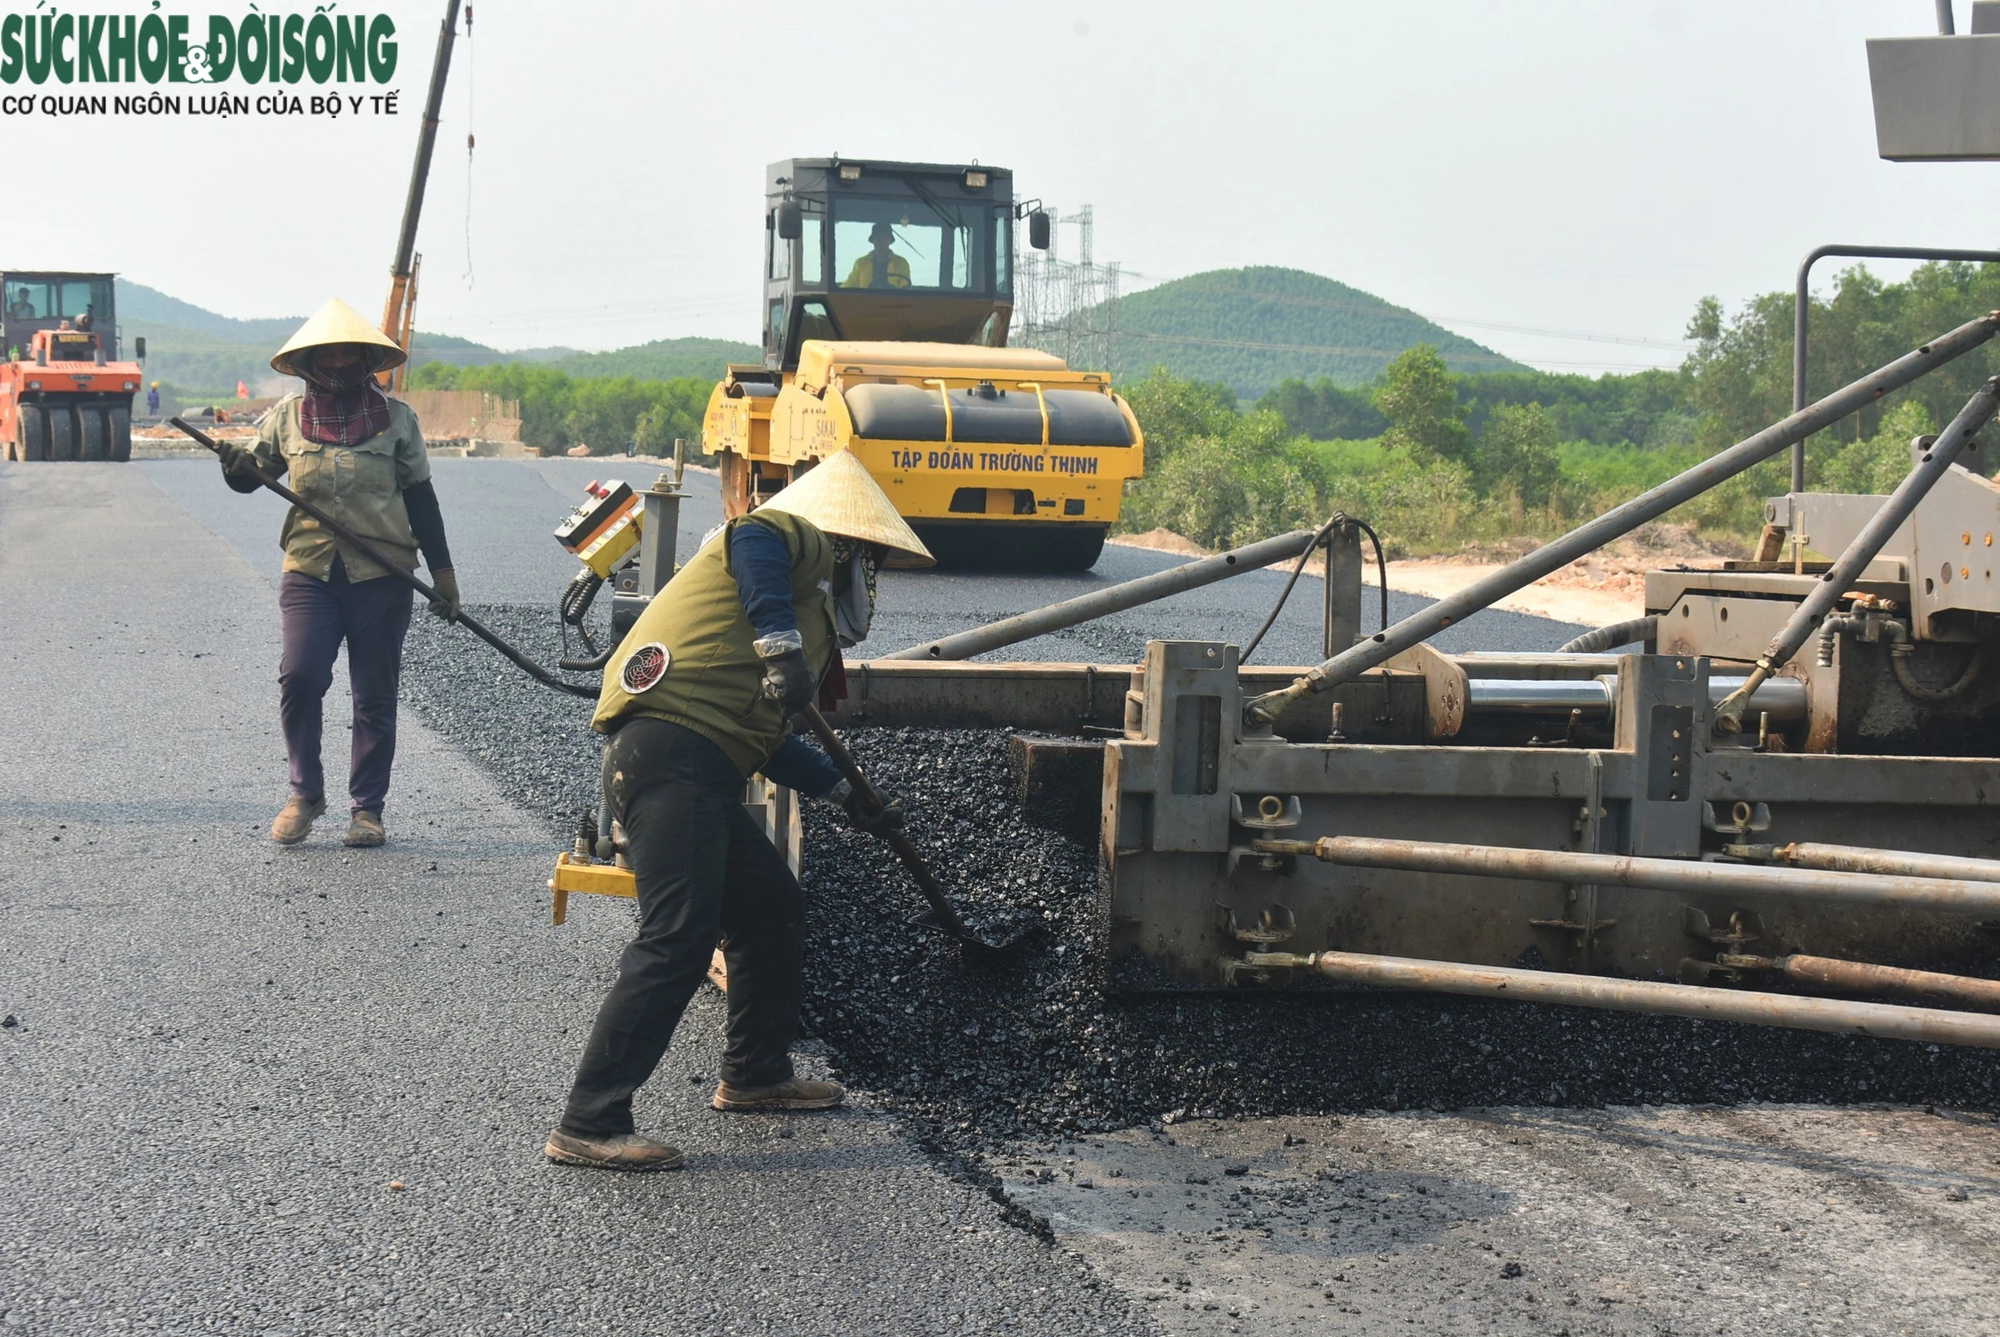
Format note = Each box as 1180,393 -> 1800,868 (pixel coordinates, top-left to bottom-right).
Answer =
379,0 -> 461,390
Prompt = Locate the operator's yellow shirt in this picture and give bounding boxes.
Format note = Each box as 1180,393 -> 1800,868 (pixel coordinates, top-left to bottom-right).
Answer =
842,253 -> 912,289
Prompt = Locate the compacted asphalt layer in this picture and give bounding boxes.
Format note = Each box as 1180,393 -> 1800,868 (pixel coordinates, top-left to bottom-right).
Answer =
0,461 -> 1149,1336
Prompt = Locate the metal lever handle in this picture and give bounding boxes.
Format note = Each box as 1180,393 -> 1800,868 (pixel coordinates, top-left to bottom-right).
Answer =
173,416 -> 596,700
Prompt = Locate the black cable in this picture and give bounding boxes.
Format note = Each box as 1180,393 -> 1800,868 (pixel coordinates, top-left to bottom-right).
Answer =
559,647 -> 616,673
1240,516 -> 1341,665
1347,516 -> 1389,641
1345,516 -> 1391,722
558,569 -> 604,664
1241,513 -> 1387,665
560,569 -> 603,626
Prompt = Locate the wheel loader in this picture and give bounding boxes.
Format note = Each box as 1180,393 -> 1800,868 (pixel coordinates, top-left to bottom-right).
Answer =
1,272 -> 142,462
702,158 -> 1146,571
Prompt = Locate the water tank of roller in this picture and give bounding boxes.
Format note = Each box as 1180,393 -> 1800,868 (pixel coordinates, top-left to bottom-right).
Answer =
843,382 -> 1133,447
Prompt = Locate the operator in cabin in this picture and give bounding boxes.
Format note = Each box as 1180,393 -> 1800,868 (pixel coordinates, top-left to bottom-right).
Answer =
545,453 -> 929,1172
841,221 -> 912,289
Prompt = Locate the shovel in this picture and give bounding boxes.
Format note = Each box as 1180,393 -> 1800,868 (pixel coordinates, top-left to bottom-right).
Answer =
798,703 -> 1029,953
173,416 -> 595,699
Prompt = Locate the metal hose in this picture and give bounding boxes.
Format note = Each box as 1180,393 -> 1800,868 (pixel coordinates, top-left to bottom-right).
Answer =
1883,620 -> 1986,702
1556,615 -> 1658,655
1893,644 -> 1986,702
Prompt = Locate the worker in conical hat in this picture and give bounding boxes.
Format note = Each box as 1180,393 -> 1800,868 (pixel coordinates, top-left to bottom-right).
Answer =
210,298 -> 459,851
547,452 -> 930,1172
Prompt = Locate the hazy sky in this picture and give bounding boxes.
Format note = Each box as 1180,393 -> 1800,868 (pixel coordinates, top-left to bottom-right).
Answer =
10,1 -> 1993,374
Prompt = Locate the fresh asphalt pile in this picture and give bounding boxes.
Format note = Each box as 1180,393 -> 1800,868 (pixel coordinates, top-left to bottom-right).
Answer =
403,608 -> 2000,1158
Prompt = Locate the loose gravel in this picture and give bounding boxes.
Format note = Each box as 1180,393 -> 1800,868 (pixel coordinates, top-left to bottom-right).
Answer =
403,611 -> 2000,1159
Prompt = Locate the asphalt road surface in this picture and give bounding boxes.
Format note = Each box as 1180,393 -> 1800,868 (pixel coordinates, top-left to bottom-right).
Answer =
11,458 -> 1991,1336
992,1104 -> 2000,1336
137,456 -> 1587,666
0,462 -> 1143,1336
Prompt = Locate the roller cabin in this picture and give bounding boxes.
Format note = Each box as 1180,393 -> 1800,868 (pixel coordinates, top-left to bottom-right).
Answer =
701,158 -> 1145,571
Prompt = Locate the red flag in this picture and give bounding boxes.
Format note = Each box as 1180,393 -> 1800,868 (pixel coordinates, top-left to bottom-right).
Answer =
236,380 -> 249,399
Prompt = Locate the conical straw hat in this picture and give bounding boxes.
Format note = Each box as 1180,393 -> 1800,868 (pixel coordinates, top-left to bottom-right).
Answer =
270,298 -> 406,376
757,450 -> 935,568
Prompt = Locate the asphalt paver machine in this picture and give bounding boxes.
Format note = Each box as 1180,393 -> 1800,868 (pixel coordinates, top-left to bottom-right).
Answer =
768,311 -> 2000,1047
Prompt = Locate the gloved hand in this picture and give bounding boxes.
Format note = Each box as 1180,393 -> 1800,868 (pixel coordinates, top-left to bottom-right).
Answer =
215,438 -> 258,477
760,648 -> 815,714
427,568 -> 460,621
754,632 -> 814,714
831,778 -> 906,838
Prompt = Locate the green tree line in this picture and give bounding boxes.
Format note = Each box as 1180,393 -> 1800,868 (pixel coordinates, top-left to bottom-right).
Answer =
406,361 -> 711,456
1123,260 -> 1999,554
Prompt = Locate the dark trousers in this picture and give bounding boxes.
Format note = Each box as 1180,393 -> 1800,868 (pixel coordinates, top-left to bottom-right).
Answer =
561,717 -> 806,1137
277,557 -> 413,815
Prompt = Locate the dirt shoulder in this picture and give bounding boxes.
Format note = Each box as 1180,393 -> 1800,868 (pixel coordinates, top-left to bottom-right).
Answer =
1112,523 -> 1747,631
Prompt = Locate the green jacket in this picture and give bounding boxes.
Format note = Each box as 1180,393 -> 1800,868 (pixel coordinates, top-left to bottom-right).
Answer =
248,394 -> 430,582
593,510 -> 837,777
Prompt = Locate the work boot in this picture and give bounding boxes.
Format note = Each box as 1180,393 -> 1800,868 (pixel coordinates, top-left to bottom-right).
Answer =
270,795 -> 327,845
543,1128 -> 684,1172
344,810 -> 386,848
712,1076 -> 845,1112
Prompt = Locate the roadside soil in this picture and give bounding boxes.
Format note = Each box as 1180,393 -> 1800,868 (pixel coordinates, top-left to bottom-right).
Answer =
129,421 -> 258,459
1112,524 -> 1747,630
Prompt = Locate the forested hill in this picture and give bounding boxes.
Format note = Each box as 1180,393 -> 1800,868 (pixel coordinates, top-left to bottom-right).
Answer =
1105,266 -> 1526,398
544,337 -> 763,380
107,279 -> 759,402
115,280 -> 302,346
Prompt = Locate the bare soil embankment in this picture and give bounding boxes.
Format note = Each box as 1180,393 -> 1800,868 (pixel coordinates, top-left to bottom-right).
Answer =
1112,524 -> 1747,630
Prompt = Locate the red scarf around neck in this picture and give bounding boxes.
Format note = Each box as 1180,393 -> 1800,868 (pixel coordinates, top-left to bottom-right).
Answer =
297,358 -> 391,446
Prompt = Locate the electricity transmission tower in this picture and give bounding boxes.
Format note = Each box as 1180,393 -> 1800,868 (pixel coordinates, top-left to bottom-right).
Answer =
1013,205 -> 1122,371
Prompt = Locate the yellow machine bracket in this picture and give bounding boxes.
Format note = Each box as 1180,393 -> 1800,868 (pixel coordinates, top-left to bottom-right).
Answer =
548,852 -> 635,925
549,853 -> 731,990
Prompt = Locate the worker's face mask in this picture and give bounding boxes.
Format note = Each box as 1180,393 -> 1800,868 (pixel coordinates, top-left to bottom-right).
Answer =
828,537 -> 881,647
299,347 -> 374,393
